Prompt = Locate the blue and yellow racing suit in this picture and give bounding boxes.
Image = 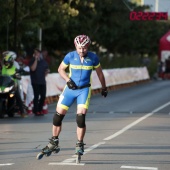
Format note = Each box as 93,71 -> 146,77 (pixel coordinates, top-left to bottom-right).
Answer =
57,51 -> 100,110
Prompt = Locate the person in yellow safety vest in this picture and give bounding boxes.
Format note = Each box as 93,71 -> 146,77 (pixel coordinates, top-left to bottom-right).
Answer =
1,51 -> 27,117
3,51 -> 26,101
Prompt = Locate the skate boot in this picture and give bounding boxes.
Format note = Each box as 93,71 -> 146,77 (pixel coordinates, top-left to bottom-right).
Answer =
75,141 -> 85,164
36,137 -> 60,160
75,141 -> 85,155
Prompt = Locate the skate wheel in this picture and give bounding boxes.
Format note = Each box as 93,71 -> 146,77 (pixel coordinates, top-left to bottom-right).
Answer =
36,152 -> 44,160
53,147 -> 60,154
45,152 -> 52,157
76,153 -> 81,164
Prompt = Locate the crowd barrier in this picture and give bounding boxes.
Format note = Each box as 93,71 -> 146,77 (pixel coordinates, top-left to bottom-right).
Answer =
21,67 -> 150,107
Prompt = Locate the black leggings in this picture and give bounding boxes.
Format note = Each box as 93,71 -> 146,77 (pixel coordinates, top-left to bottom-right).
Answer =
32,84 -> 46,113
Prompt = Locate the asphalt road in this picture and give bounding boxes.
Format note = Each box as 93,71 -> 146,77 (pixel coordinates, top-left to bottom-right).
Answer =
0,80 -> 170,170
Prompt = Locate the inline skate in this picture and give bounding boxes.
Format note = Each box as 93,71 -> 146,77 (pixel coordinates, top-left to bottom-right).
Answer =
36,137 -> 60,160
75,141 -> 85,164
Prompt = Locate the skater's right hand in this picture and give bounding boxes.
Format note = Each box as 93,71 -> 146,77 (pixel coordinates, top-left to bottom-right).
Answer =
67,79 -> 77,90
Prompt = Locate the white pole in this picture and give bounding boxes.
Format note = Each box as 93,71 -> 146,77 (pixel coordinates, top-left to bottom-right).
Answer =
141,0 -> 144,6
155,0 -> 158,12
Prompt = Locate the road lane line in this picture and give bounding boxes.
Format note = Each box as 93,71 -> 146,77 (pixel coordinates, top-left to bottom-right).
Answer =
49,162 -> 85,166
0,163 -> 14,166
104,101 -> 170,141
121,165 -> 158,170
103,112 -> 153,141
151,101 -> 170,113
83,142 -> 105,155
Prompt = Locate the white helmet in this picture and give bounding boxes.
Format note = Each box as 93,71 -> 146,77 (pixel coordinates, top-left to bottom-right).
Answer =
2,51 -> 17,60
74,35 -> 91,47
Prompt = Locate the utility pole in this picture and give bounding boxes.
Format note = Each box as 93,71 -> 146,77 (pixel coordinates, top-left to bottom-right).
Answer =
14,0 -> 17,52
6,16 -> 9,50
155,0 -> 159,12
38,28 -> 42,51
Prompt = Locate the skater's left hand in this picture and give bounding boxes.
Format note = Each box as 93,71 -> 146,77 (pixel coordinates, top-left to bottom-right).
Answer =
101,88 -> 108,97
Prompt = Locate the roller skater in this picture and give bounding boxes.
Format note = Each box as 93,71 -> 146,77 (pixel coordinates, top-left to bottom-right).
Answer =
36,137 -> 60,160
36,35 -> 108,163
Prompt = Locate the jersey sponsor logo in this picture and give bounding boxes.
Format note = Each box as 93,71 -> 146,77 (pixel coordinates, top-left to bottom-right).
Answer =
84,57 -> 91,62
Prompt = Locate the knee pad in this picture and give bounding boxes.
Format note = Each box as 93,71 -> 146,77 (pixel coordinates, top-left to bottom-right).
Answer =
76,114 -> 86,128
53,112 -> 65,126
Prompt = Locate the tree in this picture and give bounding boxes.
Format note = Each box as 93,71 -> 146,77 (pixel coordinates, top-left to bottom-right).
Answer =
0,0 -> 79,52
0,0 -> 170,76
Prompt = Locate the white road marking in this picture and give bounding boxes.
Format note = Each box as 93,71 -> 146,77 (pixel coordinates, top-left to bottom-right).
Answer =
0,163 -> 14,166
103,112 -> 153,141
49,162 -> 85,166
83,142 -> 105,155
152,101 -> 170,113
104,101 -> 170,141
121,165 -> 158,170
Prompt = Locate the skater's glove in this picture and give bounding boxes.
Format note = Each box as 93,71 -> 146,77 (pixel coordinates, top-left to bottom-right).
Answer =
101,88 -> 108,97
67,79 -> 77,90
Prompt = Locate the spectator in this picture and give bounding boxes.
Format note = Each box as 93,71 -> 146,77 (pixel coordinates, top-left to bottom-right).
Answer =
29,48 -> 50,116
